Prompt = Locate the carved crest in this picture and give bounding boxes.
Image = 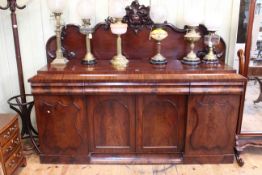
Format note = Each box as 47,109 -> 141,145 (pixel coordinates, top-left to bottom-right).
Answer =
123,0 -> 153,33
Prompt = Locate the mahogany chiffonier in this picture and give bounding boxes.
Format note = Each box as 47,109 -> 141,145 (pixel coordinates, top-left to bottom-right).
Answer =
29,2 -> 246,164
0,114 -> 26,175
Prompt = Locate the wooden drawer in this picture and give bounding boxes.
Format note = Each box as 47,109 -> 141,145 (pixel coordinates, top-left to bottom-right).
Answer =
4,146 -> 23,175
2,134 -> 21,161
0,121 -> 18,146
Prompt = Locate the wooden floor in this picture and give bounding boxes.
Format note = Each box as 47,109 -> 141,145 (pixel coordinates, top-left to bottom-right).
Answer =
11,80 -> 262,175
12,147 -> 262,175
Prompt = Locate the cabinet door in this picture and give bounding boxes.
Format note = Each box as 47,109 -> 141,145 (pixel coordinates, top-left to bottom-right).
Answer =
185,95 -> 240,156
137,95 -> 187,153
88,96 -> 135,153
35,96 -> 88,155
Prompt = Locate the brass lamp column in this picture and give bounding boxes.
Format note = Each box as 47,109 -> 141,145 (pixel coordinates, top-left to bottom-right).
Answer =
52,13 -> 68,65
149,3 -> 168,65
77,0 -> 96,65
47,0 -> 68,65
108,0 -> 128,68
110,19 -> 129,67
203,31 -> 220,64
150,28 -> 168,65
182,27 -> 201,65
80,19 -> 96,65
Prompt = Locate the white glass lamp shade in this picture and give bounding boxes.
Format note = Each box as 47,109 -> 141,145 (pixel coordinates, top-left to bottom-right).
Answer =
108,0 -> 126,19
184,12 -> 201,27
47,0 -> 67,13
0,0 -> 7,7
77,0 -> 95,20
204,15 -> 222,32
16,0 -> 31,6
150,4 -> 167,23
110,22 -> 128,35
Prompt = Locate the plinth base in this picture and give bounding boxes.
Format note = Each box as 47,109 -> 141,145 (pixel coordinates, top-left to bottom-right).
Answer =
82,59 -> 97,65
202,59 -> 219,64
150,53 -> 168,65
181,59 -> 201,65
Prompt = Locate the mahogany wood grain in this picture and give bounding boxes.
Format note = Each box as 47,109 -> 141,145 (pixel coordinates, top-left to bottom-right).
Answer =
29,1 -> 246,164
34,96 -> 88,156
136,95 -> 186,153
88,96 -> 135,153
185,95 -> 241,163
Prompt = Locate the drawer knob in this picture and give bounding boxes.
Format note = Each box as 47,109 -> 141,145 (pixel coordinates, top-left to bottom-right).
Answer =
5,146 -> 13,153
47,110 -> 51,114
9,127 -> 16,132
13,138 -> 20,144
8,160 -> 16,167
15,152 -> 22,158
4,132 -> 11,139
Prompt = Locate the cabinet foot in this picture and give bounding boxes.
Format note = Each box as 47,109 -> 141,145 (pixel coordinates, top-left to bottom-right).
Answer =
21,157 -> 27,167
234,148 -> 244,167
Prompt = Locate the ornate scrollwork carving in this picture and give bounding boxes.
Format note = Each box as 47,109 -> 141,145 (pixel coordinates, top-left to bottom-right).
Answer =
123,0 -> 153,33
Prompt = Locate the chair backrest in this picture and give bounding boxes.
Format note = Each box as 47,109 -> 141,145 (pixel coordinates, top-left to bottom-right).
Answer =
237,49 -> 246,76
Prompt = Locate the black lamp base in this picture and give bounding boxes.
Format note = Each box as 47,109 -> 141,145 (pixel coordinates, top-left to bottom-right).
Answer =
181,59 -> 201,65
150,59 -> 168,65
81,59 -> 97,65
202,59 -> 219,64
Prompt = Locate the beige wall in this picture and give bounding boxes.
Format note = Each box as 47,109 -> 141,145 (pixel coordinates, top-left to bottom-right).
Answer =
0,0 -> 240,115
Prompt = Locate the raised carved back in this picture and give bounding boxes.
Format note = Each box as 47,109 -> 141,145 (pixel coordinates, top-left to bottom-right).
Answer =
46,1 -> 226,64
46,24 -> 226,64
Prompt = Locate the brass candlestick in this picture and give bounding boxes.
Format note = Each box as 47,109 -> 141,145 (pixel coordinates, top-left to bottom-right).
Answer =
110,19 -> 129,68
203,31 -> 220,64
80,19 -> 96,65
150,28 -> 168,65
182,27 -> 201,65
51,13 -> 68,65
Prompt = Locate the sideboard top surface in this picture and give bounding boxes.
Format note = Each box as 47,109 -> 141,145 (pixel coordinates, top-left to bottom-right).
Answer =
38,60 -> 236,74
30,60 -> 246,83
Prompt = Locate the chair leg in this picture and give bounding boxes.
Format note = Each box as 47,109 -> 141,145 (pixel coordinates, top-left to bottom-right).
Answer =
254,77 -> 262,104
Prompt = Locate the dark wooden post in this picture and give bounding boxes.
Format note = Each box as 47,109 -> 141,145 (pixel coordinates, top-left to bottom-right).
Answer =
0,0 -> 27,103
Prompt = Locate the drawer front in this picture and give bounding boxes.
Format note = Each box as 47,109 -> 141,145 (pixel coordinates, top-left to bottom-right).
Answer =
0,121 -> 18,146
3,134 -> 21,161
5,146 -> 23,175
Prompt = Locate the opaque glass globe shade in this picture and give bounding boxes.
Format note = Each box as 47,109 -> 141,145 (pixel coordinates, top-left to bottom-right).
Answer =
77,0 -> 95,19
110,22 -> 128,35
0,0 -> 7,7
150,4 -> 167,23
47,0 -> 67,13
16,0 -> 31,6
204,14 -> 222,32
108,0 -> 126,19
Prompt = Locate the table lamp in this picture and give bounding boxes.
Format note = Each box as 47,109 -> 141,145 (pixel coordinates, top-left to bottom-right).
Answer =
203,15 -> 221,64
203,32 -> 220,64
77,0 -> 96,65
109,0 -> 129,68
149,3 -> 168,65
47,0 -> 68,65
182,12 -> 201,65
